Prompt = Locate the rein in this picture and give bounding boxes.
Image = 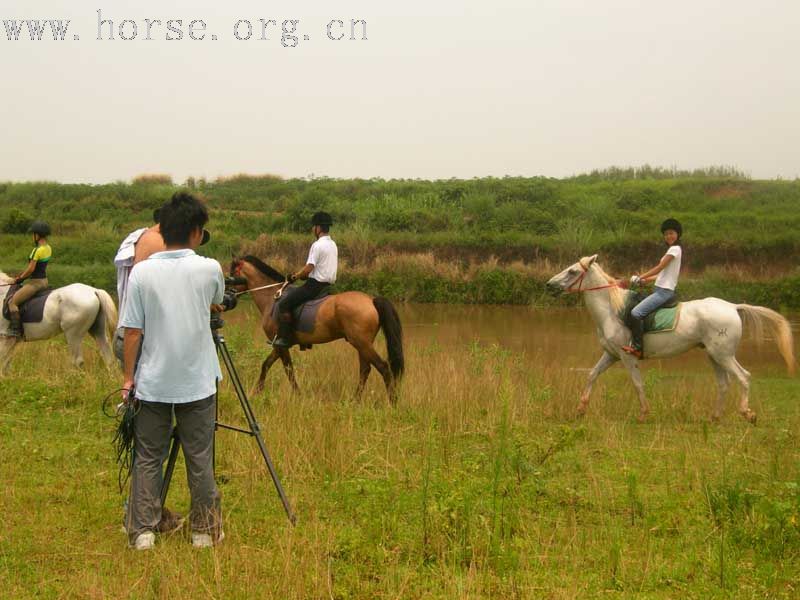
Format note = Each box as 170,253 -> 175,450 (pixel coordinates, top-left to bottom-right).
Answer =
231,260 -> 287,297
234,281 -> 285,296
275,281 -> 290,300
566,260 -> 621,294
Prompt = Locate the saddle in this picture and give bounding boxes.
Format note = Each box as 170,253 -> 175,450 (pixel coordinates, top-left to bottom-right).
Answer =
622,290 -> 682,334
2,284 -> 53,324
270,286 -> 331,350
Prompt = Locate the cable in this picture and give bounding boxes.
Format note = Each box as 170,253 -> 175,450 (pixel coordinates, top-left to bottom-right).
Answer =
102,388 -> 139,493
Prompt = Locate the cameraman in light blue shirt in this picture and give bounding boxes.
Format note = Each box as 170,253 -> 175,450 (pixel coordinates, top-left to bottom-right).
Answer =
120,191 -> 226,550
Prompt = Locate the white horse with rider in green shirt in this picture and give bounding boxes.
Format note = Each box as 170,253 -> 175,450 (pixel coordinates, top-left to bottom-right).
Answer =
1,220 -> 117,374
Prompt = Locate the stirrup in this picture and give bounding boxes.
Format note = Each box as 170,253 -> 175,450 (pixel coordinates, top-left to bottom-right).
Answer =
271,336 -> 291,348
622,345 -> 643,359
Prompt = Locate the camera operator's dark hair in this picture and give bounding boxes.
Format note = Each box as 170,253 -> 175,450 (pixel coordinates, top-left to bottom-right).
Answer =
159,192 -> 209,246
152,206 -> 162,224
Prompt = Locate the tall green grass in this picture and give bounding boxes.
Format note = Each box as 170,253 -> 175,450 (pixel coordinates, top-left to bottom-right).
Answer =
1,307 -> 798,598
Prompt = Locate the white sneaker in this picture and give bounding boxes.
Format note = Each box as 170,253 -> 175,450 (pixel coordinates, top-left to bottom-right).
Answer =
192,530 -> 225,548
133,531 -> 156,550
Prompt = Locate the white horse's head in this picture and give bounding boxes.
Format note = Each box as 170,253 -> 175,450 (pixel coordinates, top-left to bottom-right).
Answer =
546,255 -> 599,295
547,254 -> 626,313
0,270 -> 12,285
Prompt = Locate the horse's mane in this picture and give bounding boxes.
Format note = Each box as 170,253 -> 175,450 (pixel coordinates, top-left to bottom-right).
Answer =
240,255 -> 286,283
591,262 -> 626,313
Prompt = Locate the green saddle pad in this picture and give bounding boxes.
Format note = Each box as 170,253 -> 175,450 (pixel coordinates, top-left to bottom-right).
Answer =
620,291 -> 681,333
644,304 -> 681,333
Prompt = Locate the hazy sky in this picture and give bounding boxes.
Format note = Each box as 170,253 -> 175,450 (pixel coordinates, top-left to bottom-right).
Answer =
1,0 -> 798,183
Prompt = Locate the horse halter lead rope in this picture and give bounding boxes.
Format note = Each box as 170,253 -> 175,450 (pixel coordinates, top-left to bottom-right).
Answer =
565,260 -> 620,294
234,281 -> 284,297
229,262 -> 287,297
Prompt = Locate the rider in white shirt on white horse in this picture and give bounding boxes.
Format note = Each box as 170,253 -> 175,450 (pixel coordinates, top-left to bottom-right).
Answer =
622,218 -> 683,359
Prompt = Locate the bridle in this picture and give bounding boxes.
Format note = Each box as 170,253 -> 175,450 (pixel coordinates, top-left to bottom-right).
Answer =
565,260 -> 620,294
230,261 -> 287,297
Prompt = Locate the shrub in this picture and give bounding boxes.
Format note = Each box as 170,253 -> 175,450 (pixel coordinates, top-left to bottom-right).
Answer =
1,208 -> 33,233
132,174 -> 173,185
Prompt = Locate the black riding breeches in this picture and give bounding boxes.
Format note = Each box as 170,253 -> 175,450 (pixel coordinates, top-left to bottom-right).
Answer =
278,278 -> 329,315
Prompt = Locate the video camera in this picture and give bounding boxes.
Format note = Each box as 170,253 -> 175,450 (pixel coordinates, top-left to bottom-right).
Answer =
220,290 -> 238,312
211,277 -> 244,329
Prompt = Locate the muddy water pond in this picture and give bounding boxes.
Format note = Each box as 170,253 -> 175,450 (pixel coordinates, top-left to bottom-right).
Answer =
225,301 -> 799,376
398,304 -> 799,375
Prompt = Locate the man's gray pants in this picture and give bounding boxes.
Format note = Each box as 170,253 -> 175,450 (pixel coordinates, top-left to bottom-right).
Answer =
125,395 -> 221,544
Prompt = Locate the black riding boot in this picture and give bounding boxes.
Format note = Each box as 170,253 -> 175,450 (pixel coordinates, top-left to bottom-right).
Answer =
623,317 -> 644,359
8,312 -> 23,338
273,312 -> 294,348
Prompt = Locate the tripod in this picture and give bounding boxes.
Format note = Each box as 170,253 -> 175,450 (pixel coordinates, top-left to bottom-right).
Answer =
160,315 -> 296,525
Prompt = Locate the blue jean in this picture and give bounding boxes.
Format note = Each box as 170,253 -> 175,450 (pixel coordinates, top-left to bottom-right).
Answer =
631,286 -> 676,320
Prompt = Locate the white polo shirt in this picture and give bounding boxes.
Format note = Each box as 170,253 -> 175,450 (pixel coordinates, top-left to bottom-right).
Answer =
655,245 -> 682,290
307,235 -> 338,283
121,249 -> 225,403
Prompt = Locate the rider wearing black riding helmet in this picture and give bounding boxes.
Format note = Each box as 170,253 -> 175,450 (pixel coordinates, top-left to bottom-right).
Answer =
8,220 -> 53,337
621,218 -> 683,359
273,212 -> 338,348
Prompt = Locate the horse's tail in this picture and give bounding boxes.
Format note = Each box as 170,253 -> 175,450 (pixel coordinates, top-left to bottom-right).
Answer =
91,289 -> 119,341
373,297 -> 404,380
736,304 -> 796,375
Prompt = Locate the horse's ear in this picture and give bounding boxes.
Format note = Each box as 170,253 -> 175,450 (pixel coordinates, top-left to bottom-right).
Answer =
587,254 -> 598,266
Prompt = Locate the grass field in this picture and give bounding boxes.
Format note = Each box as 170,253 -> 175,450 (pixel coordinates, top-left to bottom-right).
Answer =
1,303 -> 798,599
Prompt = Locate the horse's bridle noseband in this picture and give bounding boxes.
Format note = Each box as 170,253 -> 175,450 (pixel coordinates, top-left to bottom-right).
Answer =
565,260 -> 619,294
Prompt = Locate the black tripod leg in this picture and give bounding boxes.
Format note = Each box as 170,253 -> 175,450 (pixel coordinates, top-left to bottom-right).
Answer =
160,426 -> 180,507
215,332 -> 297,525
214,381 -> 218,476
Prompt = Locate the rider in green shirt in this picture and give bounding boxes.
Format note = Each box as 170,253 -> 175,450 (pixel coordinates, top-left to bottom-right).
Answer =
8,221 -> 52,337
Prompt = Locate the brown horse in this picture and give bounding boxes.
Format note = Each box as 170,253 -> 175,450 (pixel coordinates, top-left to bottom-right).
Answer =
229,256 -> 404,403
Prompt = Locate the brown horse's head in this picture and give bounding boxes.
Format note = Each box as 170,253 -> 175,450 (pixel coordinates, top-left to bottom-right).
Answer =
231,256 -> 286,288
224,258 -> 246,292
229,257 -> 244,278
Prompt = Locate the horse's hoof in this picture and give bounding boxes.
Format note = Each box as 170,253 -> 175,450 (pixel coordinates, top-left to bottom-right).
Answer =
711,414 -> 722,424
741,410 -> 757,425
637,412 -> 650,423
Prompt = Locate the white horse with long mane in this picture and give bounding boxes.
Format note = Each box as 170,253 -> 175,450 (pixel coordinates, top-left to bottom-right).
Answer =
0,270 -> 117,375
547,255 -> 795,423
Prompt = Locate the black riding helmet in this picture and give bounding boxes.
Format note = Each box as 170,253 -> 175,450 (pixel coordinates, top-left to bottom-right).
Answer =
29,221 -> 51,237
311,211 -> 333,227
660,218 -> 682,238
